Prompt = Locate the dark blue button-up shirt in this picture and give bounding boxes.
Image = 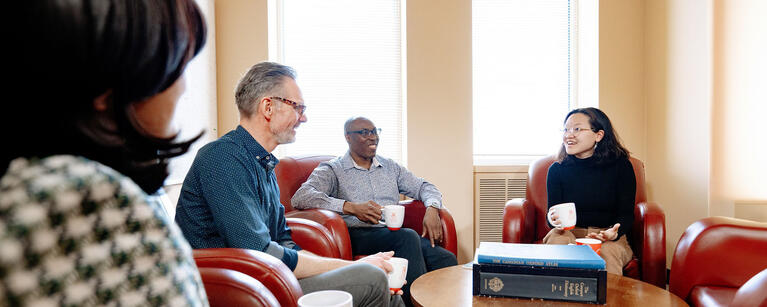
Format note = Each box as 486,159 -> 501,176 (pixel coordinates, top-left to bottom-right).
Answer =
175,125 -> 299,270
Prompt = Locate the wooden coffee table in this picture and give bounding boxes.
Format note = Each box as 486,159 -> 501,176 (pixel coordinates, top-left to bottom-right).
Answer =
410,265 -> 688,306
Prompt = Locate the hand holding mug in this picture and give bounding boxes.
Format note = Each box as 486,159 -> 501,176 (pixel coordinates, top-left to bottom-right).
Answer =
356,251 -> 394,272
547,208 -> 563,231
547,202 -> 577,231
343,200 -> 382,224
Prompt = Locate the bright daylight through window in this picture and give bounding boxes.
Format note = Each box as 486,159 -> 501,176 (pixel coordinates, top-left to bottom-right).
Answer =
269,0 -> 404,162
473,0 -> 596,165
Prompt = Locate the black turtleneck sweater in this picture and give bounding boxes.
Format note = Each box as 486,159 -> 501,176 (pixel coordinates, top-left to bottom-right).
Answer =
546,155 -> 636,238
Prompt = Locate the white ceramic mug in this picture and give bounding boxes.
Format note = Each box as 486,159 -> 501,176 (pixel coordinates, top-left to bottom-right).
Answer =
548,202 -> 577,230
380,205 -> 405,230
386,257 -> 408,292
298,290 -> 353,307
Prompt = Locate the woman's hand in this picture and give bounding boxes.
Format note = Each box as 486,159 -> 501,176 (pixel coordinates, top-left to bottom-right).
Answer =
547,208 -> 566,233
587,223 -> 620,241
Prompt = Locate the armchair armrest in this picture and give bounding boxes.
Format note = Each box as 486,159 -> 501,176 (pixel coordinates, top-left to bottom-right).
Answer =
503,198 -> 536,243
286,217 -> 341,258
670,216 -> 767,302
199,267 -> 280,307
193,248 -> 303,307
286,208 -> 353,260
400,199 -> 458,257
633,201 -> 667,288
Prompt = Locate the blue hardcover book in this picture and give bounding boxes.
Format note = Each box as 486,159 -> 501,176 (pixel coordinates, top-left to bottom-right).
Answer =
476,242 -> 606,270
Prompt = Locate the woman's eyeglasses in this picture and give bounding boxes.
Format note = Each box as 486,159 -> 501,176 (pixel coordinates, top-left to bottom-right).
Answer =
561,127 -> 595,136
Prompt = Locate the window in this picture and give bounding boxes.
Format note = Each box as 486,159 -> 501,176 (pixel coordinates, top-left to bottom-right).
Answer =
269,0 -> 405,162
166,0 -> 217,185
472,0 -> 597,164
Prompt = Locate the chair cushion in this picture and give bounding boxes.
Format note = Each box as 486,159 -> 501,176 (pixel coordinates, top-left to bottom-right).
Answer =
622,258 -> 640,279
689,286 -> 737,307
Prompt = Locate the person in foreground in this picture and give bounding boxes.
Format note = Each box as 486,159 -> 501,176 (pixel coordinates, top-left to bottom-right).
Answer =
1,1 -> 208,305
544,107 -> 635,275
291,116 -> 458,305
174,62 -> 404,307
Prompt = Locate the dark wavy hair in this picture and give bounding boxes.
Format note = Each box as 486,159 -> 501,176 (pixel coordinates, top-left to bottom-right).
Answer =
556,107 -> 630,165
2,0 -> 207,193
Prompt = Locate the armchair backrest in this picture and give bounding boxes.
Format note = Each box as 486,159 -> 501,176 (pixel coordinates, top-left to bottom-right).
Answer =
669,216 -> 767,303
199,267 -> 280,307
275,155 -> 337,211
527,155 -> 647,243
194,248 -> 303,307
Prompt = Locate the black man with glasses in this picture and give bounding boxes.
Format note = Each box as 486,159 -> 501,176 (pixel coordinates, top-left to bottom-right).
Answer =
291,116 -> 458,306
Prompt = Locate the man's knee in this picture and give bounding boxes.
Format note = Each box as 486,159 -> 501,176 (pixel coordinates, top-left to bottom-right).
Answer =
351,263 -> 388,287
392,228 -> 421,243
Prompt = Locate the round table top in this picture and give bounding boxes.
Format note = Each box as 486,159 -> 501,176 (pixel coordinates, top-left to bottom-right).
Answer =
410,265 -> 688,307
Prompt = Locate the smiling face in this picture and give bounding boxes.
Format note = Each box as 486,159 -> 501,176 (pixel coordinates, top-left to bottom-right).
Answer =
269,77 -> 307,144
563,113 -> 604,159
345,118 -> 379,162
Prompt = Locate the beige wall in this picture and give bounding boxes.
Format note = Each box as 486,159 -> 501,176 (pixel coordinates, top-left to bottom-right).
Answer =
215,0 -> 270,135
711,0 -> 767,219
644,0 -> 713,266
407,0 -> 474,263
599,0 -> 647,161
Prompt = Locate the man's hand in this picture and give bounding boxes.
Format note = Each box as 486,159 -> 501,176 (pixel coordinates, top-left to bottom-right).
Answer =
422,206 -> 442,247
355,251 -> 404,295
343,200 -> 382,224
587,223 -> 620,241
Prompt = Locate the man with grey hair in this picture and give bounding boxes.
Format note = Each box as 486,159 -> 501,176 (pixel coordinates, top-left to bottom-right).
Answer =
175,62 -> 404,307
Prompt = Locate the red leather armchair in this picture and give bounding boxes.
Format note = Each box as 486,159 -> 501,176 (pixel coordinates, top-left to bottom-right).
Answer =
194,248 -> 304,307
275,154 -> 458,259
502,155 -> 667,288
669,216 -> 767,307
199,267 -> 280,307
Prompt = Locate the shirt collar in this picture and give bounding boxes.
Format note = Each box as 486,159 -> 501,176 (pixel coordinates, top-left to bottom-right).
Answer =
234,125 -> 279,170
341,151 -> 381,170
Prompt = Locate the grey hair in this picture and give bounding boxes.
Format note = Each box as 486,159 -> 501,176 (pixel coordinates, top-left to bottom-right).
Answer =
235,62 -> 296,117
344,116 -> 371,134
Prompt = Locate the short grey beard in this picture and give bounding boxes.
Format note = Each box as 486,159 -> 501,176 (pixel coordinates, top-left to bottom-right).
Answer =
271,122 -> 296,144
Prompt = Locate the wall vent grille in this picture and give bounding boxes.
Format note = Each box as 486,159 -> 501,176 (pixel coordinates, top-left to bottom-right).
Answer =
474,168 -> 528,248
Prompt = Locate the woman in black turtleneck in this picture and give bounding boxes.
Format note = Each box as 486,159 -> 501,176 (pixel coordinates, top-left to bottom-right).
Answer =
544,107 -> 635,275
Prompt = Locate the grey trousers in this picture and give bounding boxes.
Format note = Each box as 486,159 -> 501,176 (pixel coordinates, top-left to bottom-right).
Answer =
298,262 -> 405,307
542,227 -> 633,275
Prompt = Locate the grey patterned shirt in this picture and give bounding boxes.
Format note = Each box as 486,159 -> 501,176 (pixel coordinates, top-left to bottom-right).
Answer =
291,152 -> 442,228
0,156 -> 208,307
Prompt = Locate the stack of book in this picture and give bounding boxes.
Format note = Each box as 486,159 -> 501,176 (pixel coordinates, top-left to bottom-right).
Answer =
472,242 -> 607,304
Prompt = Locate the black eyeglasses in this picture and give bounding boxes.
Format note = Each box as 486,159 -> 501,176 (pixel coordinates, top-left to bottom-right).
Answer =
270,97 -> 306,116
346,128 -> 381,137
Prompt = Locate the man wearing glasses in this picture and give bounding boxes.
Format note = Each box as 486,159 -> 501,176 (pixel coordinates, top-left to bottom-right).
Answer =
292,116 -> 458,306
175,62 -> 404,307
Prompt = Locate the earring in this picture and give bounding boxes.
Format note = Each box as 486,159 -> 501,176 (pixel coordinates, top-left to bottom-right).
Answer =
594,142 -> 599,149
